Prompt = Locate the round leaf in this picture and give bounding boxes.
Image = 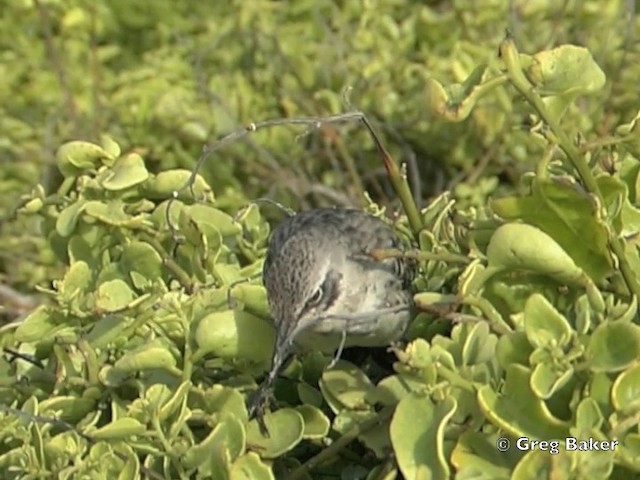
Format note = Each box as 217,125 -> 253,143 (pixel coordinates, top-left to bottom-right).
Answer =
86,315 -> 131,348
486,223 -> 586,286
390,393 -> 457,480
84,201 -> 136,226
100,134 -> 121,159
194,310 -> 274,368
56,140 -> 113,176
523,293 -> 572,349
587,321 -> 640,372
496,332 -> 533,369
120,241 -> 164,286
229,453 -> 274,480
39,395 -> 97,424
183,415 -> 245,469
461,321 -> 496,365
295,405 -> 330,439
201,385 -> 248,422
187,204 -> 242,237
86,418 -> 145,440
229,284 -> 270,319
114,343 -> 177,372
612,363 -> 640,412
246,409 -> 304,459
56,200 -> 87,237
319,360 -> 376,411
14,306 -> 63,343
142,169 -> 213,201
101,153 -> 149,190
530,362 -> 574,399
96,279 -> 135,312
525,45 -> 606,96
477,364 -> 570,439
575,398 -> 603,431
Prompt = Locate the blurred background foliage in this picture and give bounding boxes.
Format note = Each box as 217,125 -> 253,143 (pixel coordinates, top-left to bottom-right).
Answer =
1,1 -> 640,478
1,0 -> 639,295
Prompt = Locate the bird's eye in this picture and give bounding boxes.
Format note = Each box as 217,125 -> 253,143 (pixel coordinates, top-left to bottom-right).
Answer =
305,286 -> 324,309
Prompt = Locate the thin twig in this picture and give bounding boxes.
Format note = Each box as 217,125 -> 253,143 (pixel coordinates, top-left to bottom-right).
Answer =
164,111 -> 423,239
369,248 -> 471,265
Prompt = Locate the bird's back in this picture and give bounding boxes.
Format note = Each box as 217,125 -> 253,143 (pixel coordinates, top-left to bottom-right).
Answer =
265,208 -> 401,268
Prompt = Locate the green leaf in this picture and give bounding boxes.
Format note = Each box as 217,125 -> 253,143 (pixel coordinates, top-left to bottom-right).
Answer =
14,306 -> 64,343
120,241 -> 164,287
319,360 -> 376,411
158,380 -> 191,422
485,222 -> 588,286
194,310 -> 274,368
390,393 -> 457,480
461,321 -> 497,366
200,385 -> 248,422
496,332 -> 533,369
525,44 -> 606,96
599,175 -> 640,240
116,447 -> 140,480
56,140 -> 114,176
187,204 -> 242,237
229,453 -> 274,480
295,405 -> 330,439
334,410 -> 390,459
426,64 -> 491,122
477,364 -> 570,439
575,398 -> 604,432
85,315 -> 131,348
523,293 -> 572,349
100,134 -> 121,159
228,284 -> 270,319
375,374 -> 425,406
84,200 -> 142,227
100,153 -> 149,190
86,418 -> 146,440
114,341 -> 177,372
530,362 -> 574,399
56,200 -> 87,237
246,409 -> 305,459
587,321 -> 640,372
612,362 -> 640,412
95,279 -> 136,312
490,178 -> 613,282
59,261 -> 93,301
450,431 -> 515,480
142,169 -> 214,201
183,415 -> 245,469
39,395 -> 98,424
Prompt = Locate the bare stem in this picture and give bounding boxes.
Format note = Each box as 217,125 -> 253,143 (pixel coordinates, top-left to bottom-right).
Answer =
166,111 -> 423,237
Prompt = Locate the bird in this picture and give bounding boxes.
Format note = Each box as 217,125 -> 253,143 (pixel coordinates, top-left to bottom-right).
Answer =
248,207 -> 414,434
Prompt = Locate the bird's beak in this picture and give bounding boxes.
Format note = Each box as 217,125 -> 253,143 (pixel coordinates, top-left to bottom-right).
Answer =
248,318 -> 297,436
265,319 -> 295,387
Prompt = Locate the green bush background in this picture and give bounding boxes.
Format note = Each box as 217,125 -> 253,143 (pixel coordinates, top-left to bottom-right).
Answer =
2,1 -> 640,479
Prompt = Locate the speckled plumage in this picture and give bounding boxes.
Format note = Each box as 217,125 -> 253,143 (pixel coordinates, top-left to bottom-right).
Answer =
263,207 -> 413,353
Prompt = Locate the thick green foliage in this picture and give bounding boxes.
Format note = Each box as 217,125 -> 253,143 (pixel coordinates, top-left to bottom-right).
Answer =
2,1 -> 640,480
